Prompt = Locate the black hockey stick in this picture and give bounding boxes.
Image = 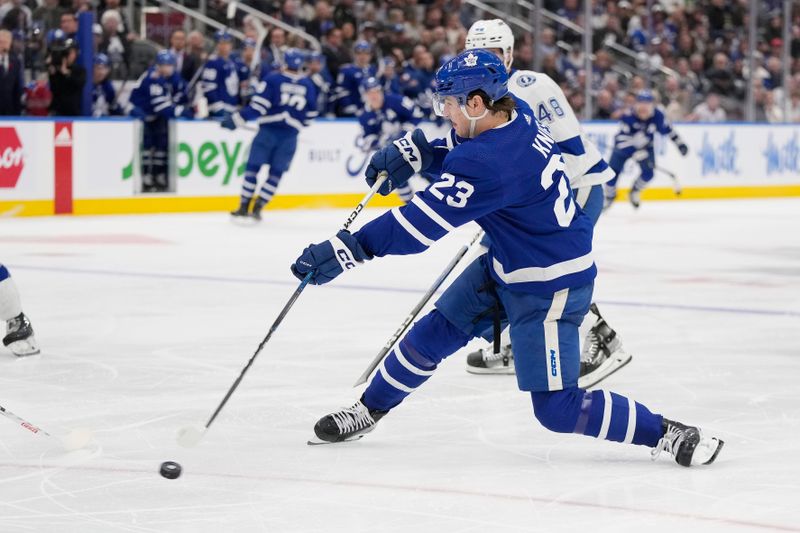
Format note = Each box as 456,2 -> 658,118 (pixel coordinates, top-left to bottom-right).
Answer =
177,173 -> 388,448
352,229 -> 485,387
656,166 -> 682,196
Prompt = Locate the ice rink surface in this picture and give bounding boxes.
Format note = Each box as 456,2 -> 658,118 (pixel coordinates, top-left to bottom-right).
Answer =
1,198 -> 799,532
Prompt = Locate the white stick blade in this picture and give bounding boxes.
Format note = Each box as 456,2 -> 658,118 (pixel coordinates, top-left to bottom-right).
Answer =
176,426 -> 205,448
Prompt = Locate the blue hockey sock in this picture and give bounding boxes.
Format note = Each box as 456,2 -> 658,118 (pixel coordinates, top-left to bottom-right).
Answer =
576,389 -> 663,446
256,173 -> 283,205
0,264 -> 9,282
241,170 -> 258,201
363,310 -> 471,411
531,388 -> 663,447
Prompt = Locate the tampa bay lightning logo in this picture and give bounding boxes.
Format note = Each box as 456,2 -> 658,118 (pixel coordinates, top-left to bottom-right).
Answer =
464,53 -> 479,67
517,74 -> 536,87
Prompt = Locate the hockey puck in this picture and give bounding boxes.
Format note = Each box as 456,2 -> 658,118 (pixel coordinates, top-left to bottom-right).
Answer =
159,461 -> 182,479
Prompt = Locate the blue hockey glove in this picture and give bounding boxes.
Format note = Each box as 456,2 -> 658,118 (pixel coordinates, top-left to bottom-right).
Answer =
365,129 -> 434,196
176,105 -> 194,119
291,230 -> 372,285
221,113 -> 236,130
677,142 -> 689,156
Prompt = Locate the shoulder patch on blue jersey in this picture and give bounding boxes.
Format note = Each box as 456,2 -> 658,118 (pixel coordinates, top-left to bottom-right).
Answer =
516,74 -> 536,87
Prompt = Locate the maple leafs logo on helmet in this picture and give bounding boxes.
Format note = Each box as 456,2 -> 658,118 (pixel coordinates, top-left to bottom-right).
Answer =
464,53 -> 479,67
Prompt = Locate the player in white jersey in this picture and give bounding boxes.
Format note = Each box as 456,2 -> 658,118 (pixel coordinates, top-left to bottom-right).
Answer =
461,20 -> 630,387
0,264 -> 39,356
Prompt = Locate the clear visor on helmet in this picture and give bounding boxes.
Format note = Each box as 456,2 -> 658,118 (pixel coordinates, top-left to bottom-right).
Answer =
432,93 -> 468,117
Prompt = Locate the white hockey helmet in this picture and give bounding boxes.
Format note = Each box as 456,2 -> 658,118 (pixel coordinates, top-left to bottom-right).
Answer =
465,19 -> 515,71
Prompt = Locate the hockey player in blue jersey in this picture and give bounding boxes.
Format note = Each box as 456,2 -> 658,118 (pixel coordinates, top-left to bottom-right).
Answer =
224,48 -> 318,221
358,76 -> 425,202
201,30 -> 240,118
91,54 -> 122,117
129,50 -> 193,192
460,19 -> 628,387
292,50 -> 723,467
330,40 -> 376,117
605,90 -> 689,208
0,264 -> 39,357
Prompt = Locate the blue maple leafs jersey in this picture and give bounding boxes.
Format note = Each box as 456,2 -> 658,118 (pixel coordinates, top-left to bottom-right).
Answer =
331,63 -> 377,115
354,111 -> 596,295
240,71 -> 319,131
201,55 -> 240,115
92,79 -> 122,117
358,93 -> 424,150
129,67 -> 189,119
613,107 -> 675,151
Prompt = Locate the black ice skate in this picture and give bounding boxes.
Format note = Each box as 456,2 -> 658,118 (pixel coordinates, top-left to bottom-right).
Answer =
3,313 -> 40,357
629,188 -> 642,209
652,418 -> 724,467
250,199 -> 266,221
308,398 -> 388,445
230,199 -> 250,218
578,304 -> 632,389
465,343 -> 515,374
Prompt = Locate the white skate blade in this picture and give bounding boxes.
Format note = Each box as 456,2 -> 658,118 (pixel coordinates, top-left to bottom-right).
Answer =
578,350 -> 633,389
307,434 -> 364,446
7,337 -> 40,357
230,215 -> 258,226
465,364 -> 516,375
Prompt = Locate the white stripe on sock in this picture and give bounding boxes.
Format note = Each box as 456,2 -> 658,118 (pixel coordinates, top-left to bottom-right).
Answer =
378,363 -> 415,393
394,345 -> 435,377
623,397 -> 637,444
597,390 -> 613,440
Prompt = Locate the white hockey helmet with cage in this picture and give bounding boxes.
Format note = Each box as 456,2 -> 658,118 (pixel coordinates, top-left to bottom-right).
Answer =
465,19 -> 515,71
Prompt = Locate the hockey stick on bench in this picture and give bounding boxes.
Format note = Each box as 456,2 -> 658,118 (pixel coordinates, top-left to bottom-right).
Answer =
353,229 -> 485,387
177,172 -> 389,448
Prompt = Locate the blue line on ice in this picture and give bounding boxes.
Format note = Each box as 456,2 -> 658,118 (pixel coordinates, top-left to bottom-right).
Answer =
9,263 -> 800,318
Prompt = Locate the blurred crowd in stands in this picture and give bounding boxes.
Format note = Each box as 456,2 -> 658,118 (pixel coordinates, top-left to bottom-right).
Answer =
0,0 -> 798,122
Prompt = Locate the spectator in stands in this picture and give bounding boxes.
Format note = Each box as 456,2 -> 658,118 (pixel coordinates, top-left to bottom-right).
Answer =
168,29 -> 187,75
181,30 -> 206,82
322,26 -> 347,79
59,11 -> 77,39
262,27 -> 286,73
688,92 -> 726,122
47,37 -> 85,116
306,1 -> 333,40
32,0 -> 62,33
0,0 -> 32,33
594,89 -> 618,120
763,56 -> 783,91
763,89 -> 784,123
705,52 -> 735,97
99,0 -> 133,37
24,74 -> 52,116
99,9 -> 130,79
537,28 -> 557,59
333,0 -> 356,30
0,29 -> 22,115
662,76 -> 689,121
